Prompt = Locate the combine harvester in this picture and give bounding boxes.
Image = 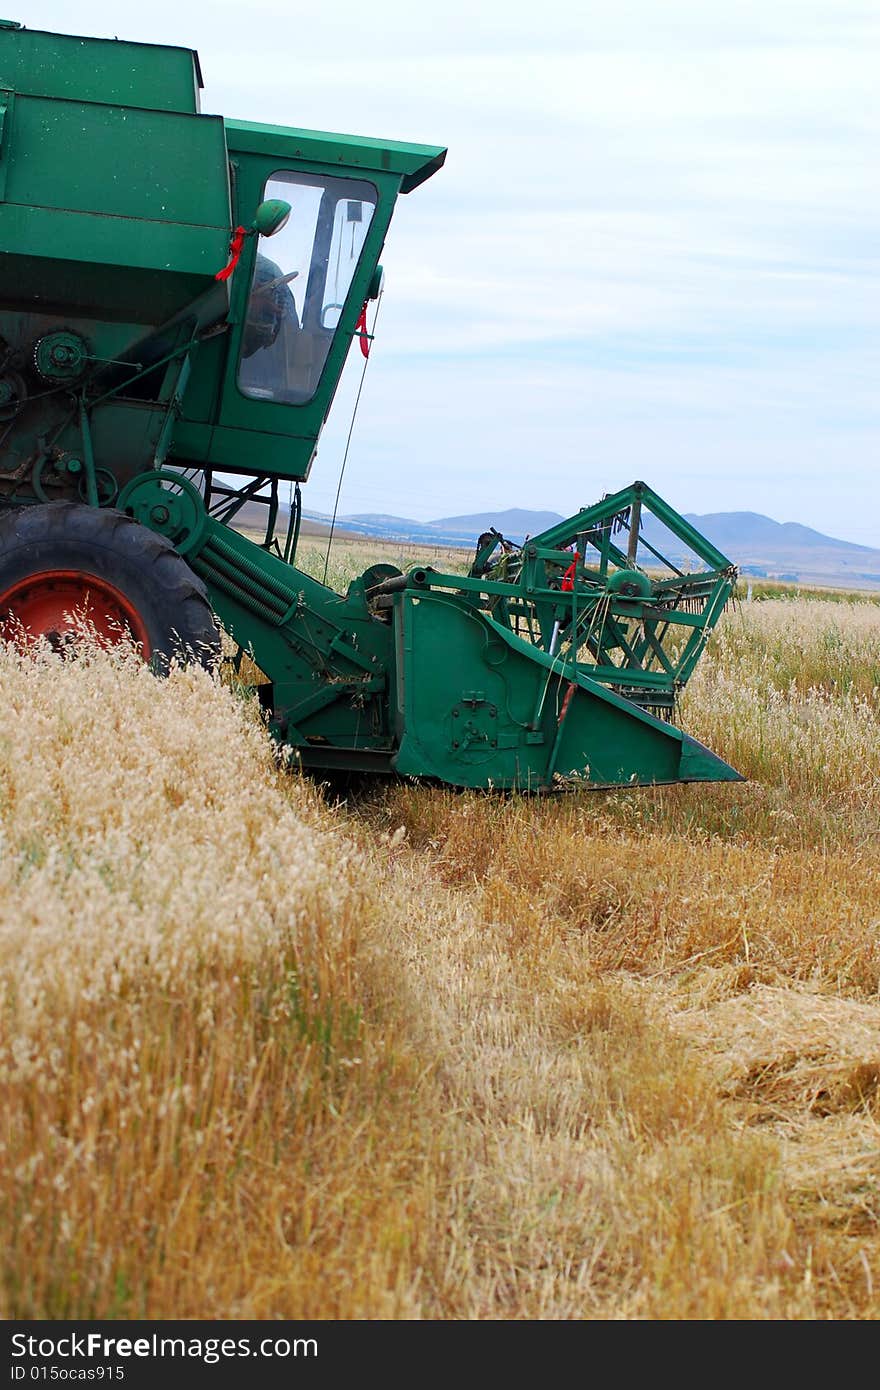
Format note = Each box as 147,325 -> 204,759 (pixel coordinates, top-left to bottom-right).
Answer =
0,20 -> 741,791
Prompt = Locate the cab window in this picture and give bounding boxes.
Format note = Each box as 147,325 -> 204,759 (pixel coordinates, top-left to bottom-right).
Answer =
238,172 -> 377,405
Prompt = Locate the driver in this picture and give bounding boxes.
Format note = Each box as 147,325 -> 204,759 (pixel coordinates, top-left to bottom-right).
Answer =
240,253 -> 300,359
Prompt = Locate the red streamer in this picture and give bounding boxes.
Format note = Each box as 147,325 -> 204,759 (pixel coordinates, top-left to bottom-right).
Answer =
557,682 -> 576,726
355,303 -> 370,358
215,226 -> 248,282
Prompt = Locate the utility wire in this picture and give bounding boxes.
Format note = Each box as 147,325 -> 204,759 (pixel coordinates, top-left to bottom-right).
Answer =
322,291 -> 383,586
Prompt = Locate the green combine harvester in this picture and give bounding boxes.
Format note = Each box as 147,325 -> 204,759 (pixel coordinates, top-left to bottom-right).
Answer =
0,20 -> 741,791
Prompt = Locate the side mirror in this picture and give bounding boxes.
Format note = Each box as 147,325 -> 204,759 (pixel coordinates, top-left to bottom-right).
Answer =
252,199 -> 292,237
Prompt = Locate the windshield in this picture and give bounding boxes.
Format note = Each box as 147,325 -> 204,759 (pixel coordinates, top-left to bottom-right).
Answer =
237,171 -> 377,406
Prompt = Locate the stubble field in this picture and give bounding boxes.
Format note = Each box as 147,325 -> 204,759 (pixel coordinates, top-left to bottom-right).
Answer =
1,543 -> 879,1319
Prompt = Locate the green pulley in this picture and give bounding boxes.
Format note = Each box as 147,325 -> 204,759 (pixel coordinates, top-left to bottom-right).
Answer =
33,330 -> 90,382
606,568 -> 653,600
117,471 -> 209,557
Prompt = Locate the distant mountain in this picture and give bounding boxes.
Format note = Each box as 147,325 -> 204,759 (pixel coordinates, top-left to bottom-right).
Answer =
286,504 -> 880,589
231,500 -> 369,540
300,510 -> 478,548
344,512 -> 424,531
667,512 -> 880,588
339,508 -> 567,544
678,511 -> 874,556
426,508 -> 566,538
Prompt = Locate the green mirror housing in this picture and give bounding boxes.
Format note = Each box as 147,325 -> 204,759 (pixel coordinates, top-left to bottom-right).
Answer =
367,264 -> 385,301
252,198 -> 291,237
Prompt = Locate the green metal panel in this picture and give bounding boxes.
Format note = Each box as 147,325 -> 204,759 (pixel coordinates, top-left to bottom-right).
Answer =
390,590 -> 740,790
0,88 -> 11,200
0,207 -> 229,321
0,94 -> 230,321
224,119 -> 446,190
0,24 -> 202,112
171,422 -> 319,475
1,96 -> 227,224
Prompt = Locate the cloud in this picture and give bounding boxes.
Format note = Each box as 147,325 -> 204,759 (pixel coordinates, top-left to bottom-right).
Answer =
18,0 -> 880,545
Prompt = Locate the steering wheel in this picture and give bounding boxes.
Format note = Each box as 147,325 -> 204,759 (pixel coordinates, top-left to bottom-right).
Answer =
253,269 -> 299,296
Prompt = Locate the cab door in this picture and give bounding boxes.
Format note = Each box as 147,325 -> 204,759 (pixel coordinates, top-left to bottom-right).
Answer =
213,153 -> 394,481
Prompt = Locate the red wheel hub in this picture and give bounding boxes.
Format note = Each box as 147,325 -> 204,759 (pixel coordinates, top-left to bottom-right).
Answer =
0,569 -> 152,657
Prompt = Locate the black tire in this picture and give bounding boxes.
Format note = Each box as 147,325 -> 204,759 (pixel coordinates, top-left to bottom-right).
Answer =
0,502 -> 220,672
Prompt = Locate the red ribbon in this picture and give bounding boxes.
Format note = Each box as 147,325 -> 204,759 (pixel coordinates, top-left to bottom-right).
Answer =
355,303 -> 370,358
557,682 -> 576,726
215,226 -> 248,282
561,559 -> 577,592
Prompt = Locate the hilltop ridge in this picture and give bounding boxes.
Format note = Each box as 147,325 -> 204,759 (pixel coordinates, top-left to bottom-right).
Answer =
233,500 -> 880,589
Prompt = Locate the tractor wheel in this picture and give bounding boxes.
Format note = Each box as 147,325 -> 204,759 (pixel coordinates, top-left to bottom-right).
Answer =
0,502 -> 220,671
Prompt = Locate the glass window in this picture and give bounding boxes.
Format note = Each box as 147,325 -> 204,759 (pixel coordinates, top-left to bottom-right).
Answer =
237,172 -> 377,405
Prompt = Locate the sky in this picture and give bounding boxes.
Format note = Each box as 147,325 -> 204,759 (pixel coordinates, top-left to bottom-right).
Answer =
20,0 -> 880,545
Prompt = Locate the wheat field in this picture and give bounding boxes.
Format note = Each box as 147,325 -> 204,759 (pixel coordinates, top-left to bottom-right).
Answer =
1,569 -> 879,1319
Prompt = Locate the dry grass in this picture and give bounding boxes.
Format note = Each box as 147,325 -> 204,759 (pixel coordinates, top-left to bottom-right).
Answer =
2,586 -> 880,1319
0,645 -> 429,1318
